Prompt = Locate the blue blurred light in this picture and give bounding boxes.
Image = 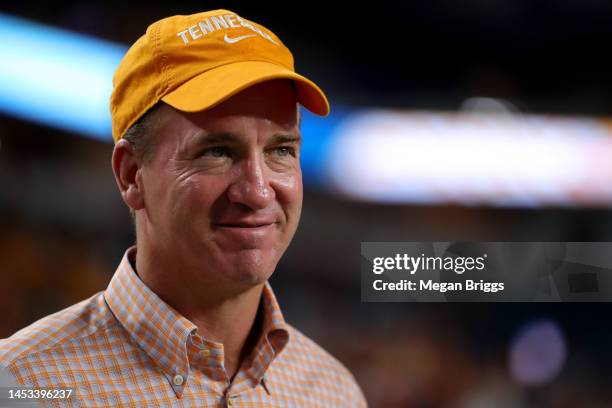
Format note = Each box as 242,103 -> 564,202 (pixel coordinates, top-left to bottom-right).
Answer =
0,13 -> 126,140
300,107 -> 348,186
509,319 -> 567,386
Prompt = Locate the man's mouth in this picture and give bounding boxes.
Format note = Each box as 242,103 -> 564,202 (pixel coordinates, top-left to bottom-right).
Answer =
212,221 -> 278,243
214,220 -> 277,230
214,222 -> 276,228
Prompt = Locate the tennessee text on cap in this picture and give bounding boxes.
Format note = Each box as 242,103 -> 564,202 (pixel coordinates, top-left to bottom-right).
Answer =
110,9 -> 330,143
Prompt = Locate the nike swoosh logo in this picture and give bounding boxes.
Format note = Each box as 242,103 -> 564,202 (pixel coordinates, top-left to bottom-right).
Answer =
224,34 -> 257,44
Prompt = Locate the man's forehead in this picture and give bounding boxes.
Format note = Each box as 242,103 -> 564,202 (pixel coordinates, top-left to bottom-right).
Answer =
151,106 -> 299,153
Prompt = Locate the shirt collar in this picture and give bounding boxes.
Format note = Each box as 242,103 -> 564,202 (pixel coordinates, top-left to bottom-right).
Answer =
104,247 -> 289,396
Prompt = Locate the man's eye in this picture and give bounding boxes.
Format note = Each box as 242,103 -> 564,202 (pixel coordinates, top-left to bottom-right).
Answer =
272,146 -> 295,157
203,147 -> 230,158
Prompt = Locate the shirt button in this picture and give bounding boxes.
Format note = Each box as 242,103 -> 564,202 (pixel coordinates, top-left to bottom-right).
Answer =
173,374 -> 184,386
201,348 -> 211,357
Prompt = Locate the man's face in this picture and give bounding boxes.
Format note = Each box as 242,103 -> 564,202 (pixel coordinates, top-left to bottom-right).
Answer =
138,80 -> 302,292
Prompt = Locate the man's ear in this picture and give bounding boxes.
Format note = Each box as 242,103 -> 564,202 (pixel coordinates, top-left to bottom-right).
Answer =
111,139 -> 145,212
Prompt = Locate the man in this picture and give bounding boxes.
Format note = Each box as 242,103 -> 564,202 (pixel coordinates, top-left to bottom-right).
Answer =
0,9 -> 366,407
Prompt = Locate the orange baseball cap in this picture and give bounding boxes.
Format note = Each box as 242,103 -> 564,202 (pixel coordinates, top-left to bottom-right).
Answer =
110,9 -> 330,142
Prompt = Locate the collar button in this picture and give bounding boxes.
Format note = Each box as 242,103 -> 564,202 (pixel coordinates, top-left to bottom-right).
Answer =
172,374 -> 184,386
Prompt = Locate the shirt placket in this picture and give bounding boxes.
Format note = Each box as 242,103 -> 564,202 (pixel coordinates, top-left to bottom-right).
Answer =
187,332 -> 230,403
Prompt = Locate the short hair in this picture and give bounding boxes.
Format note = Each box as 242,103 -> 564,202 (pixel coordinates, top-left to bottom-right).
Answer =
121,102 -> 163,163
120,102 -> 163,222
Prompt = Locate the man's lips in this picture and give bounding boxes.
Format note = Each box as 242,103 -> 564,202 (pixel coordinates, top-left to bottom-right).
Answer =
212,221 -> 278,243
213,221 -> 277,228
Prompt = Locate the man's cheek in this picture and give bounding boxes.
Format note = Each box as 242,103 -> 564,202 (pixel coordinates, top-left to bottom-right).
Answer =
272,170 -> 302,201
180,175 -> 221,208
273,172 -> 302,239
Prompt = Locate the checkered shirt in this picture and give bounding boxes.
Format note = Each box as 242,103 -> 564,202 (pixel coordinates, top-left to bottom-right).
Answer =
0,247 -> 366,407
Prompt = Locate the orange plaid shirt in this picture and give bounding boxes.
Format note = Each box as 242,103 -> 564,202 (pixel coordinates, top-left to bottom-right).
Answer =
0,247 -> 366,407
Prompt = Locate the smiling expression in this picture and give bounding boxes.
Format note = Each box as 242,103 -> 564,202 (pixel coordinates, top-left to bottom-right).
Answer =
137,80 -> 302,292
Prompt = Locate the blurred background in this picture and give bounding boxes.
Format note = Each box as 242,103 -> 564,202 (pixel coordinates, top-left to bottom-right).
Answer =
2,1 -> 612,406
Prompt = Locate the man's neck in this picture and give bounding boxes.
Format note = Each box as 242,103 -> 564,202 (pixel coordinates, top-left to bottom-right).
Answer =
131,248 -> 265,381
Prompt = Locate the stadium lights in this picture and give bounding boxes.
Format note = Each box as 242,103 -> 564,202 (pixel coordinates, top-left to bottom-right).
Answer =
324,110 -> 612,207
0,13 -> 126,139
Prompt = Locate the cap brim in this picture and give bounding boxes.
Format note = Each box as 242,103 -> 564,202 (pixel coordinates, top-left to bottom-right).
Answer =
161,60 -> 329,116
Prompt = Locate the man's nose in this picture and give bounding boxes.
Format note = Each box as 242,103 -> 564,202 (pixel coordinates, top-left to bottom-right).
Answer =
226,155 -> 275,210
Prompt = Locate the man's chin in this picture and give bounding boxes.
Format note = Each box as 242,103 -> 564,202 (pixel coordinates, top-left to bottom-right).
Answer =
223,249 -> 278,285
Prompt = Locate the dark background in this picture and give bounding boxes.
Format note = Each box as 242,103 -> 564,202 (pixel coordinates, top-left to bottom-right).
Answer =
2,1 -> 612,406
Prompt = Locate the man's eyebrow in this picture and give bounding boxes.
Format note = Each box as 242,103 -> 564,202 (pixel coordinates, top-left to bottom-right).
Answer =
193,132 -> 240,144
270,134 -> 302,144
186,132 -> 301,151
